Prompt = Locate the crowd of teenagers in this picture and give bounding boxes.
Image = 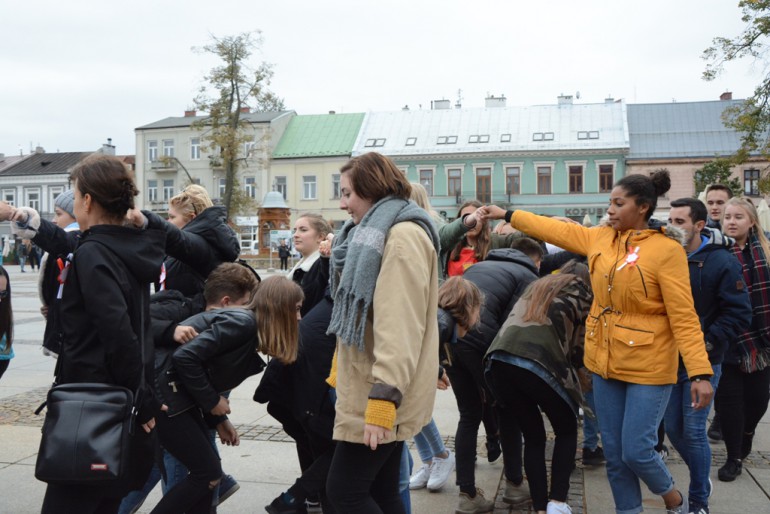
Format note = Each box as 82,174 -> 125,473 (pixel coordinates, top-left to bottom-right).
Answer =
0,151 -> 766,514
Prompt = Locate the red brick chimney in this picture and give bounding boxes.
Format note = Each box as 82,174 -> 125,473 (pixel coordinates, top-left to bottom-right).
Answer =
184,110 -> 197,117
720,91 -> 733,101
240,106 -> 250,113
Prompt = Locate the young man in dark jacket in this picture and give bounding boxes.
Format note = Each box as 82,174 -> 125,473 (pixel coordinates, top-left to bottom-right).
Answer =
446,239 -> 543,511
665,198 -> 751,513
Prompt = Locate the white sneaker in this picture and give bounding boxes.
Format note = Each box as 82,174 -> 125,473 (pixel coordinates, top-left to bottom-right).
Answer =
547,501 -> 572,514
427,450 -> 455,491
409,464 -> 431,490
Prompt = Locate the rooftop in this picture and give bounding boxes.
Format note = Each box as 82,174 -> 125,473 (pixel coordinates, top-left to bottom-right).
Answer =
0,151 -> 91,176
273,113 -> 365,158
627,100 -> 747,159
352,101 -> 629,157
135,111 -> 295,131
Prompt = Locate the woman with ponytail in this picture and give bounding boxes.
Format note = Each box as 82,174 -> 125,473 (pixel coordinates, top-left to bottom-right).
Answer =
481,170 -> 713,514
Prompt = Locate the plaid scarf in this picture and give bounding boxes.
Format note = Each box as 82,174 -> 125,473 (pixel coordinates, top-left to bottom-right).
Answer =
733,233 -> 770,372
327,196 -> 439,352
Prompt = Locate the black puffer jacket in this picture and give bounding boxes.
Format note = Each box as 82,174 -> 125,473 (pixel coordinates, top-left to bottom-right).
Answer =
155,308 -> 266,417
459,248 -> 539,352
144,206 -> 240,296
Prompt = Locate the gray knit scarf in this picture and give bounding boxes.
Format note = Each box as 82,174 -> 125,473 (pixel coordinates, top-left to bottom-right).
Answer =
327,196 -> 440,351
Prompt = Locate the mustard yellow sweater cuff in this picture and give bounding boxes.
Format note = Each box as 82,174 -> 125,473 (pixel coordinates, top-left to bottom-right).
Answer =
325,349 -> 338,389
365,399 -> 396,430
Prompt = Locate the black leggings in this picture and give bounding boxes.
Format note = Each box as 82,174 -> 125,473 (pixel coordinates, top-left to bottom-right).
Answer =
446,342 -> 520,490
326,441 -> 404,514
487,361 -> 577,512
714,363 -> 770,460
151,409 -> 222,514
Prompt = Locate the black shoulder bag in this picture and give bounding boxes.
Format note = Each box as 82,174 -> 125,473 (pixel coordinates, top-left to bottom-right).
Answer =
35,254 -> 147,486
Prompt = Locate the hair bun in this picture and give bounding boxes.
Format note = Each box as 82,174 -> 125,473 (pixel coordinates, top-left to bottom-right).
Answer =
650,169 -> 671,197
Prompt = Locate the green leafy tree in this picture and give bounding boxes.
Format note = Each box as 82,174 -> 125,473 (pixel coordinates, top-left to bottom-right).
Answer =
703,1 -> 770,163
192,31 -> 285,219
693,159 -> 743,197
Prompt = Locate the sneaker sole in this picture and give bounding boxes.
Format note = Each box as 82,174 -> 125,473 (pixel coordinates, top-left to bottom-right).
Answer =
502,495 -> 531,505
217,483 -> 240,505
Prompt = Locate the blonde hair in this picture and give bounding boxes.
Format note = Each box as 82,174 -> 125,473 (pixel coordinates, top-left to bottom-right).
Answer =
250,276 -> 303,364
296,212 -> 332,239
726,197 -> 770,257
170,184 -> 213,220
438,277 -> 484,330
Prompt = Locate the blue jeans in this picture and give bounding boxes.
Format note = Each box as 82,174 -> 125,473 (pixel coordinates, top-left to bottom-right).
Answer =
117,464 -> 162,514
583,389 -> 600,450
593,375 -> 675,514
663,365 -> 721,508
399,443 -> 413,513
413,418 -> 447,463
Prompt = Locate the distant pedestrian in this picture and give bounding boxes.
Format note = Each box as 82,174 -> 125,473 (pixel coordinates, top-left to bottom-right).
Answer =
0,266 -> 14,381
278,240 -> 291,271
16,238 -> 29,272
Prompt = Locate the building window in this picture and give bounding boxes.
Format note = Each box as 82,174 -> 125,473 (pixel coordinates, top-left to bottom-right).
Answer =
2,189 -> 15,206
419,169 -> 434,196
49,186 -> 64,213
501,134 -> 512,142
599,164 -> 614,193
533,132 -> 554,141
405,137 -> 417,146
25,188 -> 41,211
468,135 -> 489,144
162,179 -> 175,201
148,180 -> 158,202
537,166 -> 552,194
217,178 -> 226,199
476,167 -> 491,203
303,175 -> 317,200
745,169 -> 761,196
569,165 -> 584,193
364,138 -> 386,147
244,177 -> 257,199
147,140 -> 158,162
162,139 -> 174,158
437,136 -> 458,145
505,166 -> 520,196
275,176 -> 287,200
190,137 -> 201,160
244,140 -> 256,156
447,168 -> 462,197
578,131 -> 600,140
332,174 -> 341,199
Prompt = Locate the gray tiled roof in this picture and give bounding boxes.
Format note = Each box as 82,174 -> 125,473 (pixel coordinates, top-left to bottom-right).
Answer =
352,102 -> 629,157
0,154 -> 31,173
627,100 -> 747,159
0,152 -> 91,176
135,111 -> 294,130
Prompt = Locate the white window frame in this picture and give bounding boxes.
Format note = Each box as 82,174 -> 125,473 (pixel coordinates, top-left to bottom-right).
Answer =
446,167 -> 463,197
565,160 -> 587,194
595,159 -> 618,193
534,161 -> 555,195
332,174 -> 341,199
49,186 -> 64,214
162,179 -> 175,201
2,189 -> 15,206
418,167 -> 435,197
190,137 -> 201,160
302,175 -> 317,200
244,176 -> 257,199
147,140 -> 158,162
147,180 -> 158,202
503,162 -> 524,196
217,178 -> 226,199
162,139 -> 174,158
25,187 -> 41,211
275,176 -> 287,200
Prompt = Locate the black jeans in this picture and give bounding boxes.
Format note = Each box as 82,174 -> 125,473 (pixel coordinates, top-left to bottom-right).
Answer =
42,486 -> 121,514
714,363 -> 770,460
446,342 -> 521,489
288,429 -> 338,513
151,409 -> 222,514
488,361 -> 577,512
326,441 -> 404,514
280,257 -> 289,271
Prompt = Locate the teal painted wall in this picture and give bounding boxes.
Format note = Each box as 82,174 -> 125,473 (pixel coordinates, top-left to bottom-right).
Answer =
397,153 -> 626,222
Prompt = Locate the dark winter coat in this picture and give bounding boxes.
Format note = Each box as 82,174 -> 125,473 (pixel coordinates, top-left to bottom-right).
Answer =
149,289 -> 207,348
144,206 -> 240,296
687,228 -> 752,365
32,218 -> 81,355
155,308 -> 266,418
59,225 -> 166,422
291,255 -> 330,316
458,248 -> 540,352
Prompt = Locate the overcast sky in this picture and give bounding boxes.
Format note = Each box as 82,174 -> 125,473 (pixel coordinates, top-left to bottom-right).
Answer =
0,0 -> 762,156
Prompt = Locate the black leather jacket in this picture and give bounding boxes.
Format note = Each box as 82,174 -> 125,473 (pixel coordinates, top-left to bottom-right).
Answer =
154,308 -> 265,418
